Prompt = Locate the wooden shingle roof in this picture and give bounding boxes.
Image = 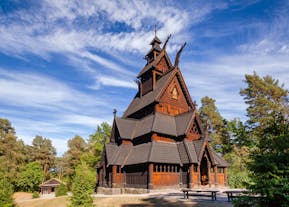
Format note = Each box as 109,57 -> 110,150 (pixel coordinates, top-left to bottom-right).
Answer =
40,178 -> 63,187
103,138 -> 227,168
115,110 -> 195,140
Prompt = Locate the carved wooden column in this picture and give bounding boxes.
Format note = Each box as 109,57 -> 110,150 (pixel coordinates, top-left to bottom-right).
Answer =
112,165 -> 117,188
179,166 -> 183,188
148,163 -> 154,189
224,168 -> 228,186
189,164 -> 193,188
123,168 -> 126,188
102,163 -> 107,187
208,161 -> 211,187
197,165 -> 201,187
214,165 -> 218,188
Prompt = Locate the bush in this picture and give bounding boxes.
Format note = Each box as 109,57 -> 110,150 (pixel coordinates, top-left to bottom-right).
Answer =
0,173 -> 15,207
228,170 -> 250,188
32,191 -> 40,199
55,183 -> 68,197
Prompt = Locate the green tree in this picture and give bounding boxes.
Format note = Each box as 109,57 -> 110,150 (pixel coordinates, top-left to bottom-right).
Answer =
31,136 -> 56,179
240,72 -> 288,136
224,119 -> 251,188
17,161 -> 44,192
199,96 -> 231,153
0,118 -> 26,189
62,135 -> 87,187
226,119 -> 253,148
243,115 -> 289,207
82,122 -> 111,168
0,172 -> 14,207
70,162 -> 96,207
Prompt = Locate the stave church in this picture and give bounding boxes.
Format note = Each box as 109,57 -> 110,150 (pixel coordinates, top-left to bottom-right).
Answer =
97,32 -> 228,191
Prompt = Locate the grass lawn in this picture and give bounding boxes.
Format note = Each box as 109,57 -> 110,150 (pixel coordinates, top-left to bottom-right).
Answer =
14,192 -> 233,207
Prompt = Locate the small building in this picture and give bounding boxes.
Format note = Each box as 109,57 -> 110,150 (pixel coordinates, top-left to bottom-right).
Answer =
97,33 -> 228,190
40,178 -> 63,194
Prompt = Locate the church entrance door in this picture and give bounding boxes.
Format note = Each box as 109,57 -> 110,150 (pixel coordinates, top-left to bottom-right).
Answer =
200,157 -> 209,185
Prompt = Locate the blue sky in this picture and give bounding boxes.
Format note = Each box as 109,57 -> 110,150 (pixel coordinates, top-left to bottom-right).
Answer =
1,0 -> 289,155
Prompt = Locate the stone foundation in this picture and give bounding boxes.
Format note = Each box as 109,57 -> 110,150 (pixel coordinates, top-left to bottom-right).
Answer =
96,187 -> 149,195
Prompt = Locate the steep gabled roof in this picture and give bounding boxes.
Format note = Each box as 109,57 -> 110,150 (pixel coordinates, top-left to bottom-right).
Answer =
123,68 -> 174,118
105,143 -> 118,165
183,140 -> 198,163
40,178 -> 63,187
124,68 -> 194,118
138,49 -> 172,78
211,150 -> 228,167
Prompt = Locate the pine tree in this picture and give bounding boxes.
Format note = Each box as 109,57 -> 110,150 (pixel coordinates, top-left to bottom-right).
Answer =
240,72 -> 288,136
199,96 -> 231,153
70,162 -> 95,207
246,114 -> 289,207
0,118 -> 26,189
81,122 -> 111,168
61,135 -> 87,188
31,136 -> 56,179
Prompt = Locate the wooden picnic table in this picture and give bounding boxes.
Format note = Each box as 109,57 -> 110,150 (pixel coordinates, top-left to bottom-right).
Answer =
223,190 -> 249,202
181,188 -> 219,201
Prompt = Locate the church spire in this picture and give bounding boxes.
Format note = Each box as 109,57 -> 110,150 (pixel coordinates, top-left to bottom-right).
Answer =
145,26 -> 162,63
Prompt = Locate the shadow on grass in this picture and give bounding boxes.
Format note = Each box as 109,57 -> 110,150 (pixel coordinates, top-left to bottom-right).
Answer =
121,196 -> 234,207
121,197 -> 191,207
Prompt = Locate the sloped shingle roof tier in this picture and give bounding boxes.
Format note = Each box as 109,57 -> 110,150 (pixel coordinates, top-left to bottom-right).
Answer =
104,140 -> 227,167
115,111 -> 195,140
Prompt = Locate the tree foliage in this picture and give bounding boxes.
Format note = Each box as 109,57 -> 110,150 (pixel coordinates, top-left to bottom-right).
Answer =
61,135 -> 87,188
31,136 -> 56,179
240,72 -> 288,135
0,172 -> 15,207
70,162 -> 96,207
82,122 -> 111,168
245,115 -> 289,207
17,161 -> 44,192
235,72 -> 289,207
55,183 -> 68,197
224,119 -> 251,188
199,96 -> 231,153
0,118 -> 26,189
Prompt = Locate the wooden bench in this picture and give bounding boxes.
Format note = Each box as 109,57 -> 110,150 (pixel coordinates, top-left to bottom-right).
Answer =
223,190 -> 249,202
181,188 -> 219,201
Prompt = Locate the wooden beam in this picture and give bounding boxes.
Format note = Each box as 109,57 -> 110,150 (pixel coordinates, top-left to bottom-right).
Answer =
189,164 -> 193,188
214,166 -> 218,188
112,165 -> 117,188
148,163 -> 154,189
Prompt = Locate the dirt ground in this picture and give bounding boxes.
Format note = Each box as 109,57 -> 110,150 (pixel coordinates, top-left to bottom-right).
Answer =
14,192 -> 233,207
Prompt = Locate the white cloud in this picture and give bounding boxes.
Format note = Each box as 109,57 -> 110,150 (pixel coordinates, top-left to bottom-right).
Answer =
0,69 -> 107,111
92,75 -> 137,89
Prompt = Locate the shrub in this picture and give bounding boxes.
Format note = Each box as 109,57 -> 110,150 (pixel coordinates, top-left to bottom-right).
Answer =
0,173 -> 15,207
32,191 -> 40,199
55,183 -> 68,197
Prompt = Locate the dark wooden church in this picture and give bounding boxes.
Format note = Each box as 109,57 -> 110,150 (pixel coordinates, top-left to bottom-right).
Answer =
97,33 -> 227,190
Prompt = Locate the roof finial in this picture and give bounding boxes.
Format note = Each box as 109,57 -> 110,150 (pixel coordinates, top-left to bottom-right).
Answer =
162,34 -> 171,51
113,108 -> 117,118
154,24 -> 157,37
174,42 -> 187,68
